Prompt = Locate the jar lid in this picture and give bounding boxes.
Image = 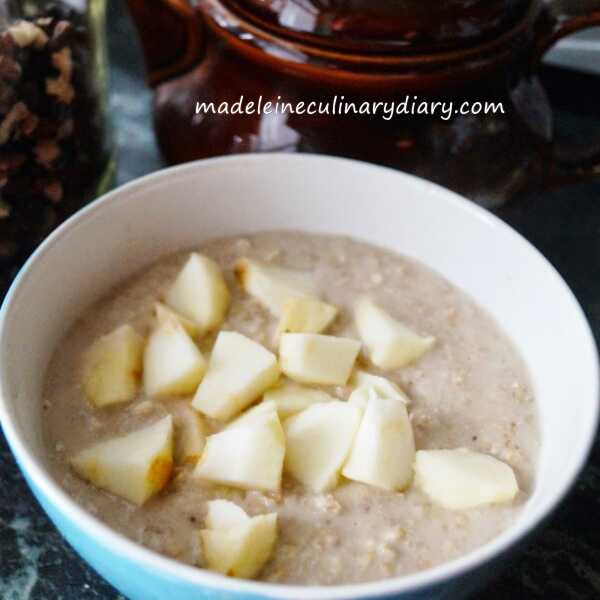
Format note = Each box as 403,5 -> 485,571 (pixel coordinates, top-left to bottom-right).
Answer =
227,0 -> 530,52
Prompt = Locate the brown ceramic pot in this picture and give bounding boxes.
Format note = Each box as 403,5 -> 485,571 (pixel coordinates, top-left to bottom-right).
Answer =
127,0 -> 600,207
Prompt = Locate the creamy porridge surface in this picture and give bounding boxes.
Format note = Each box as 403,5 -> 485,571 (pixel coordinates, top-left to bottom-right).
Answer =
42,231 -> 539,585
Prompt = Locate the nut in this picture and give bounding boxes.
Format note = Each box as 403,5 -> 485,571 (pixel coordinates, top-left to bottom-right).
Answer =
8,21 -> 49,48
0,102 -> 29,144
51,21 -> 74,48
46,48 -> 74,104
0,151 -> 26,173
46,74 -> 75,104
42,180 -> 63,203
21,112 -> 39,136
0,54 -> 21,81
52,47 -> 73,81
34,139 -> 61,168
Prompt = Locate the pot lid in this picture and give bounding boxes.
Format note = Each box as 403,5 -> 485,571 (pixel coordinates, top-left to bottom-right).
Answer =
226,0 -> 530,51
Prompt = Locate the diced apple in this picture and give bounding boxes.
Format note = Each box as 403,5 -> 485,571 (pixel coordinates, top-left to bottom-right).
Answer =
351,370 -> 409,404
275,297 -> 338,341
192,331 -> 280,421
347,385 -> 377,410
234,258 -> 318,317
201,501 -> 278,578
201,513 -> 277,579
342,392 -> 415,491
143,318 -> 206,398
226,401 -> 277,430
284,402 -> 361,492
70,415 -> 173,505
279,333 -> 360,385
154,302 -> 200,339
354,298 -> 435,369
83,324 -> 144,407
194,411 -> 285,492
264,382 -> 334,420
171,404 -> 207,464
229,384 -> 334,427
414,448 -> 519,510
205,499 -> 249,529
165,253 -> 230,334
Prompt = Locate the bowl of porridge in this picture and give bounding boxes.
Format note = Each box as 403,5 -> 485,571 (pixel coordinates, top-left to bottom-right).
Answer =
0,154 -> 597,600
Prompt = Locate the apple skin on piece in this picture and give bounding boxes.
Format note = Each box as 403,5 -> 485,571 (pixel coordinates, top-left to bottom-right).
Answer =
354,297 -> 435,369
234,258 -> 318,317
192,331 -> 280,421
284,402 -> 362,492
165,253 -> 230,334
414,448 -> 519,510
342,390 -> 415,491
201,511 -> 278,579
279,333 -> 361,386
276,297 -> 338,340
264,382 -> 334,420
351,370 -> 409,404
143,318 -> 206,399
154,301 -> 201,339
82,324 -> 144,408
194,411 -> 285,492
70,415 -> 174,506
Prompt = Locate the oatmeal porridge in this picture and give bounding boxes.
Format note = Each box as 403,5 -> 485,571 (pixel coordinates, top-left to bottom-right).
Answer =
42,231 -> 538,585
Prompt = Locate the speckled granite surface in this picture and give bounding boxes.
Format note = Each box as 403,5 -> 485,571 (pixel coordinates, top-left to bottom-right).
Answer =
1,3 -> 600,599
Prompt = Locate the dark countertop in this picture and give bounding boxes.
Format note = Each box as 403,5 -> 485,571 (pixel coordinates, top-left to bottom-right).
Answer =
1,3 -> 600,599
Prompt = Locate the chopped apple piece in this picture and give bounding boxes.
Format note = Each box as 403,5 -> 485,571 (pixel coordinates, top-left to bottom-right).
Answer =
351,370 -> 409,404
154,302 -> 200,339
234,258 -> 317,317
171,404 -> 206,464
70,415 -> 173,505
201,512 -> 277,579
279,333 -> 360,385
284,402 -> 361,492
354,298 -> 435,369
194,411 -> 285,492
229,384 -> 333,427
264,382 -> 334,420
414,448 -> 519,510
192,331 -> 280,421
275,297 -> 338,341
165,253 -> 230,334
347,385 -> 376,410
342,392 -> 415,490
205,500 -> 249,529
143,318 -> 206,398
83,324 -> 144,407
226,401 -> 277,430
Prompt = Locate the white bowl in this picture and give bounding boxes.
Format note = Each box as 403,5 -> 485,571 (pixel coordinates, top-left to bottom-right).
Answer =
0,154 -> 597,600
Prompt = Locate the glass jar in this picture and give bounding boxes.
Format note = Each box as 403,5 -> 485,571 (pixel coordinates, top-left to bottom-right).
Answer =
0,0 -> 114,296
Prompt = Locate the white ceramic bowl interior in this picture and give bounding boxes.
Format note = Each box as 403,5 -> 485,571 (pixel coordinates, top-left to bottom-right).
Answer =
0,154 -> 597,599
